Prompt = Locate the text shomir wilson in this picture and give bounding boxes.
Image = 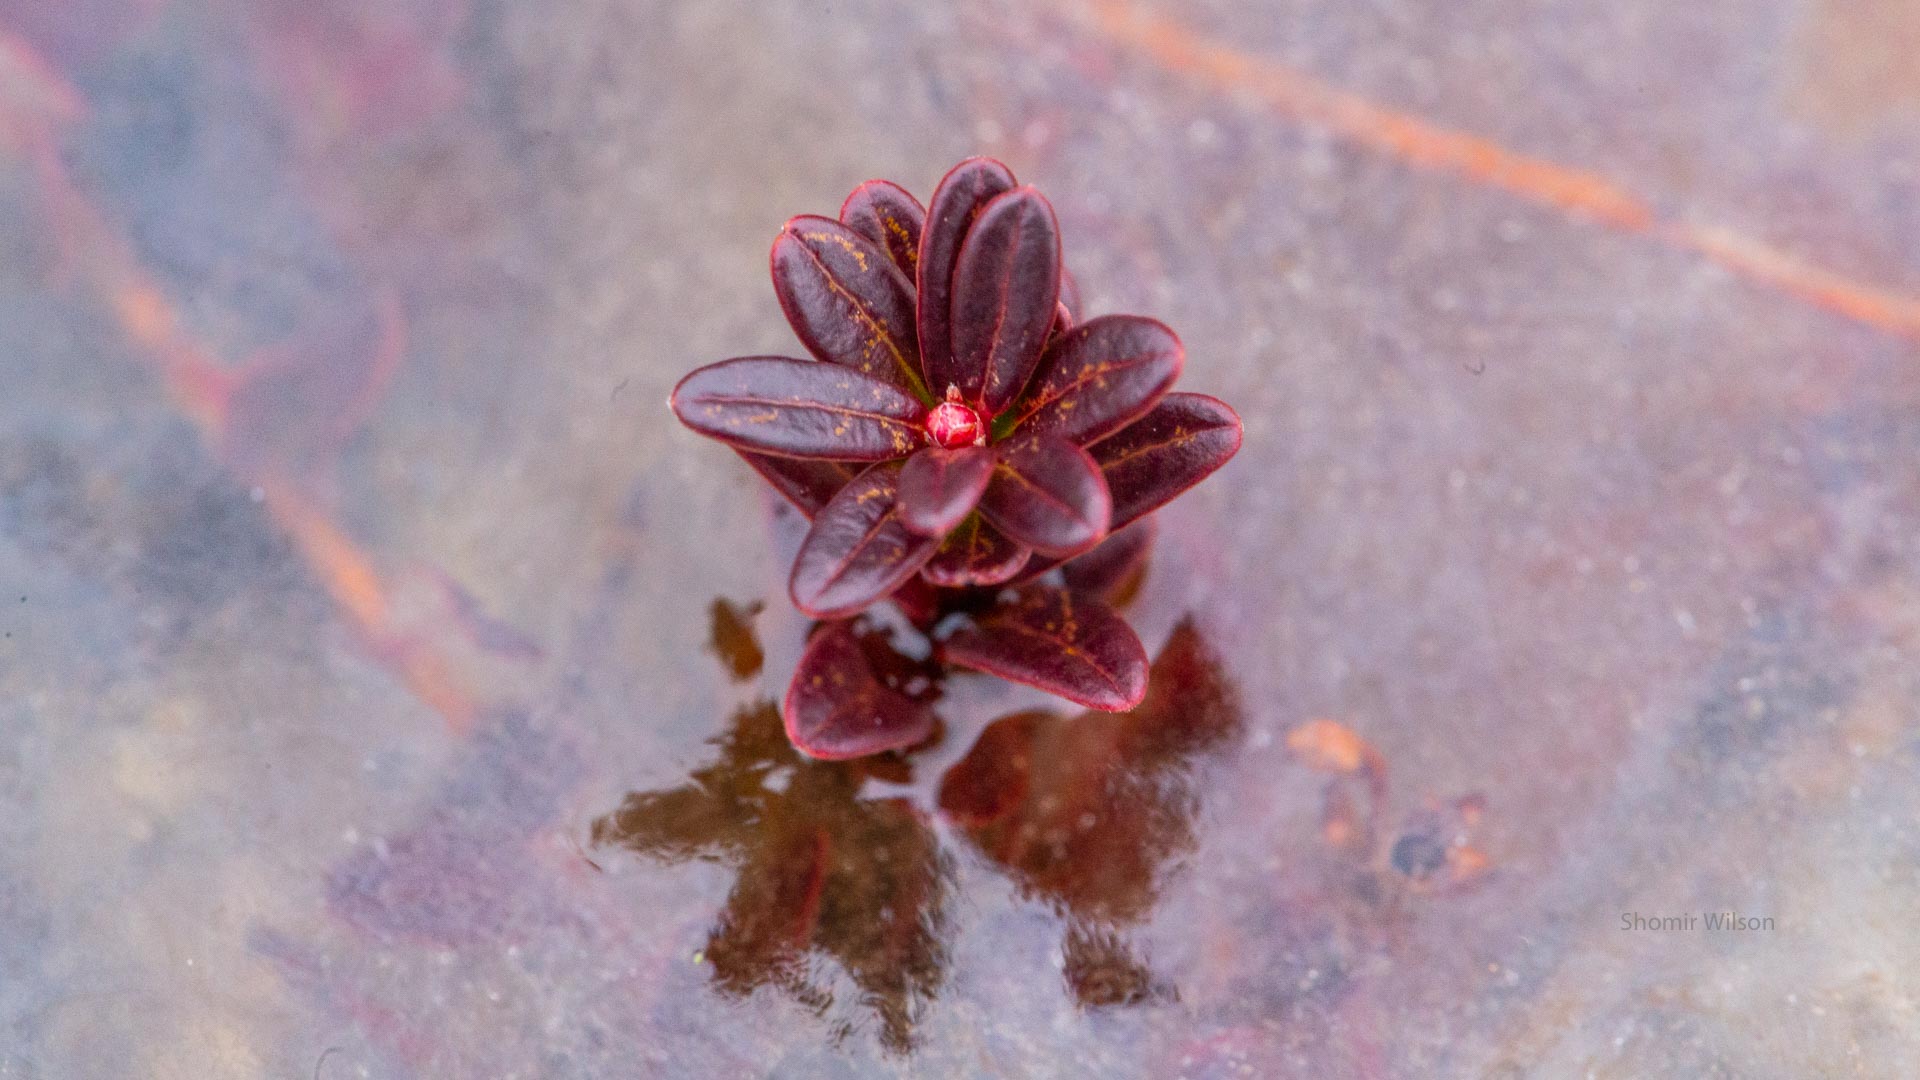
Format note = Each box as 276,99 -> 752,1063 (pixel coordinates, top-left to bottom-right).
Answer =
1619,911 -> 1776,932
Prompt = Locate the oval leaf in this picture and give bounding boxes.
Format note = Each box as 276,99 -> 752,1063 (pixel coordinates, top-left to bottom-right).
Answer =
839,180 -> 925,279
917,158 -> 1016,397
897,446 -> 994,536
921,514 -> 1031,587
978,433 -> 1112,556
1016,513 -> 1157,586
736,451 -> 856,518
771,216 -> 927,398
1000,315 -> 1183,446
1059,267 -> 1083,321
949,187 -> 1062,413
1090,393 -> 1243,530
940,586 -> 1149,711
1061,515 -> 1157,603
790,462 -> 942,618
671,357 -> 925,461
783,621 -> 935,759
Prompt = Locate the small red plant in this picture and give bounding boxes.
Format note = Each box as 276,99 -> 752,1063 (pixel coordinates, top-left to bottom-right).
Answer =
670,158 -> 1241,757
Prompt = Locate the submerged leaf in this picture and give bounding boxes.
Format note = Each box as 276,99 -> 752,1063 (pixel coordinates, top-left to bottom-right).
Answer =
941,586 -> 1149,711
978,433 -> 1112,556
790,462 -> 942,618
839,180 -> 925,279
949,187 -> 1062,413
783,621 -> 936,759
897,446 -> 994,536
671,357 -> 925,460
1090,393 -> 1243,530
920,514 -> 1031,587
772,216 -> 927,398
1000,315 -> 1182,446
917,157 -> 1016,397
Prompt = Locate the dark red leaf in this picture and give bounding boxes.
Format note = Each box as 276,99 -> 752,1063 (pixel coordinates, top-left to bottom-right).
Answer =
940,586 -> 1149,711
920,514 -> 1031,587
1059,267 -> 1083,320
1061,515 -> 1157,604
839,180 -> 924,279
999,315 -> 1183,445
949,187 -> 1062,413
790,462 -> 942,618
736,451 -> 856,518
1090,393 -> 1243,530
897,446 -> 993,536
783,621 -> 935,759
671,357 -> 925,461
887,575 -> 943,626
917,157 -> 1016,396
771,215 -> 927,398
1016,514 -> 1157,586
978,433 -> 1112,556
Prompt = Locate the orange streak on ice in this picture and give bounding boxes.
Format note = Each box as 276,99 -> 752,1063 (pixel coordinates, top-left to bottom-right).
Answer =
1671,223 -> 1920,338
1083,0 -> 1920,341
263,481 -> 477,733
0,32 -> 476,734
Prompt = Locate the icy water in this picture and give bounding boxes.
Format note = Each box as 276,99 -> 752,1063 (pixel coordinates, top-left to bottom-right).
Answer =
3,0 -> 1919,1076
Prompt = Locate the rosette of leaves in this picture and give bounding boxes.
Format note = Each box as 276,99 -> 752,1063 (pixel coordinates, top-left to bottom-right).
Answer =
669,158 -> 1241,757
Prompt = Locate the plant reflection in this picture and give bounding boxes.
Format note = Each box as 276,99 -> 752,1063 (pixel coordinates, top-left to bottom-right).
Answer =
590,701 -> 950,1053
939,617 -> 1241,1006
593,605 -> 1241,1047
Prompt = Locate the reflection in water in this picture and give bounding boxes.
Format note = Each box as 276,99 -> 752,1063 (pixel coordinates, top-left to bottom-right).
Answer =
939,618 -> 1242,1006
591,702 -> 950,1053
705,597 -> 765,682
592,607 -> 1242,1048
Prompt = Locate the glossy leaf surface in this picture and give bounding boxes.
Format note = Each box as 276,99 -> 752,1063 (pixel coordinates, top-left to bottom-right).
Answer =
839,180 -> 924,279
671,357 -> 925,461
978,433 -> 1112,556
917,157 -> 1015,396
941,586 -> 1149,711
790,462 -> 941,618
736,451 -> 856,519
1090,393 -> 1243,530
897,446 -> 993,536
949,187 -> 1062,413
1001,315 -> 1183,445
783,621 -> 936,759
920,514 -> 1031,587
771,215 -> 926,397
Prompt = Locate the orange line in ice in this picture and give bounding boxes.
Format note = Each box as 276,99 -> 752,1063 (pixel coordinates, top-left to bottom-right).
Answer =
1670,223 -> 1920,337
262,480 -> 478,731
0,33 -> 476,734
1082,0 -> 1920,342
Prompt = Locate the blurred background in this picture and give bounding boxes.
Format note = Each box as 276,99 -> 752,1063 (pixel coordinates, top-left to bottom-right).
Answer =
1,0 -> 1917,1075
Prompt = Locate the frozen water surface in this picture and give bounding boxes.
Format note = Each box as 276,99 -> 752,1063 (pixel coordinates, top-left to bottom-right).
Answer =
2,0 -> 1918,1075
